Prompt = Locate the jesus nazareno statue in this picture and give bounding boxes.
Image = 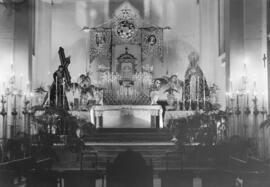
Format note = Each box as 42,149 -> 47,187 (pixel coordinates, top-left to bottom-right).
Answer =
43,47 -> 71,110
48,65 -> 69,110
184,51 -> 210,110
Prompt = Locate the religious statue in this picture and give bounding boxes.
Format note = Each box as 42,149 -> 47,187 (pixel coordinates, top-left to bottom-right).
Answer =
77,73 -> 95,110
150,79 -> 162,105
184,52 -> 209,109
168,75 -> 183,100
48,65 -> 69,109
43,47 -> 71,110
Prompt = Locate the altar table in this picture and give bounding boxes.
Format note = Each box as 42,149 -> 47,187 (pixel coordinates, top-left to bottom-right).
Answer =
90,105 -> 163,128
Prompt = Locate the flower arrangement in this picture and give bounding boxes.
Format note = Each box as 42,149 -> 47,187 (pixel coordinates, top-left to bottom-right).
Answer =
171,108 -> 228,147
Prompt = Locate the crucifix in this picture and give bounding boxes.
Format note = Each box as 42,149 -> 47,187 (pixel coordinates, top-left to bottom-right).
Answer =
58,47 -> 72,86
263,53 -> 267,68
43,47 -> 71,109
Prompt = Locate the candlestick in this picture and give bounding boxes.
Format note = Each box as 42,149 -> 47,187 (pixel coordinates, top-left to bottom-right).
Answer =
63,78 -> 65,108
261,92 -> 267,115
48,85 -> 51,106
13,93 -> 17,109
203,77 -> 205,109
19,74 -> 23,91
56,77 -> 58,107
196,76 -> 199,110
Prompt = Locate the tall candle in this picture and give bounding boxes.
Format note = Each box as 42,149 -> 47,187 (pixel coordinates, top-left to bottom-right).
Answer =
196,76 -> 199,107
253,81 -> 256,93
230,80 -> 233,92
246,91 -> 249,107
19,74 -> 23,90
14,94 -> 17,109
225,92 -> 229,108
63,78 -> 65,108
48,86 -> 50,105
56,77 -> 58,107
203,77 -> 205,108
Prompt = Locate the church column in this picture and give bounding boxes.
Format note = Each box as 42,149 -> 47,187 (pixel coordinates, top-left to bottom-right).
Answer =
12,0 -> 35,135
13,0 -> 35,89
34,0 -> 52,89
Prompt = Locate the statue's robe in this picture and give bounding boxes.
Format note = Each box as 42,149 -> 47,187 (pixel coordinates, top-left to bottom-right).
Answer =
48,70 -> 69,110
184,65 -> 210,108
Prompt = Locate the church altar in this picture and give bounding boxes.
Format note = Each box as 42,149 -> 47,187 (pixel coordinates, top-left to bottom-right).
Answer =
90,105 -> 163,128
37,2 -> 211,130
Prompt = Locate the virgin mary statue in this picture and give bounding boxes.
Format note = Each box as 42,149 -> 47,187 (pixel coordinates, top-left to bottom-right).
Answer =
184,52 -> 210,109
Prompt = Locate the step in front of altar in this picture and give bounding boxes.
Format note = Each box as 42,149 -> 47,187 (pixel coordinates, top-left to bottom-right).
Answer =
53,142 -> 216,171
53,142 -> 177,170
84,128 -> 172,142
52,128 -> 216,171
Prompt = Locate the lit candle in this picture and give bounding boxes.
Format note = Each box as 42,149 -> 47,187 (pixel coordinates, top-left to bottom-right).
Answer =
48,85 -> 50,105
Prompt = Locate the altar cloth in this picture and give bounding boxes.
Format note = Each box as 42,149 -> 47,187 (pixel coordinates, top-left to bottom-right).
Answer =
91,105 -> 163,128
